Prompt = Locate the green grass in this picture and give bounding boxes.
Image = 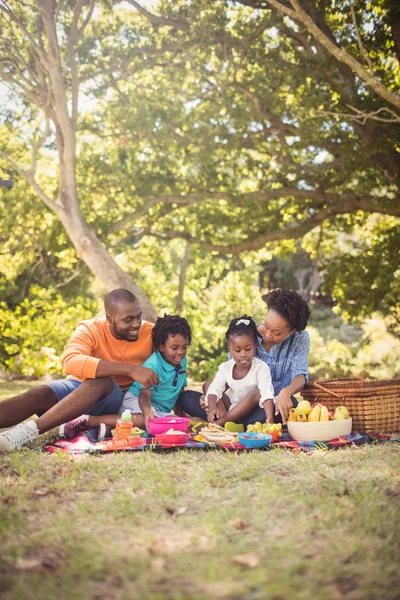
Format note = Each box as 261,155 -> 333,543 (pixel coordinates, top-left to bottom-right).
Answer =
1,381 -> 400,600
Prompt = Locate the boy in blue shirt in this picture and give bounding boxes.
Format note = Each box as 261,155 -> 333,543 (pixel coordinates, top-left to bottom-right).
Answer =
123,314 -> 191,425
61,314 -> 191,437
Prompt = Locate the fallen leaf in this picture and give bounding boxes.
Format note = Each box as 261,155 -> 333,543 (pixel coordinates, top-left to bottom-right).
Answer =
32,489 -> 54,497
226,518 -> 246,530
150,557 -> 166,572
150,531 -> 211,555
231,552 -> 261,568
15,558 -> 42,571
68,454 -> 87,462
3,496 -> 15,505
166,506 -> 187,516
15,557 -> 61,573
56,466 -> 72,476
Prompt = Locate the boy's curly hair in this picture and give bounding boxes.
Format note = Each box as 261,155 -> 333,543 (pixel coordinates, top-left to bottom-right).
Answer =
152,314 -> 192,349
225,315 -> 258,344
264,289 -> 311,331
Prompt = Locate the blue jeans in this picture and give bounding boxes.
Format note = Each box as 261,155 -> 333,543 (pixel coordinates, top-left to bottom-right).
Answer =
176,390 -> 298,426
43,379 -> 124,416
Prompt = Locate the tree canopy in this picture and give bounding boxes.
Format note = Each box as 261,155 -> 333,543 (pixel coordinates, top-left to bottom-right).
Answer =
0,0 -> 399,327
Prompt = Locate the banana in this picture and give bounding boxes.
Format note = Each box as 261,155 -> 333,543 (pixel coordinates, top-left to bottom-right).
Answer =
308,404 -> 321,422
319,405 -> 329,421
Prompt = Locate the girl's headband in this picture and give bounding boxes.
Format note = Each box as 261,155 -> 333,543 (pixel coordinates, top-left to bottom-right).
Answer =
236,318 -> 251,326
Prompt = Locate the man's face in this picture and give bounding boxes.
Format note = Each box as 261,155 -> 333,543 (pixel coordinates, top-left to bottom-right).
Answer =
106,300 -> 142,342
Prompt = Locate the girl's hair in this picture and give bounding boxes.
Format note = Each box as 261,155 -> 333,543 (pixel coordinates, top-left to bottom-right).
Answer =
265,288 -> 311,331
152,314 -> 192,349
225,315 -> 258,344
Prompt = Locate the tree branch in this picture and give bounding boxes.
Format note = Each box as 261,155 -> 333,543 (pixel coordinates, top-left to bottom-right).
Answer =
305,104 -> 400,125
350,4 -> 373,72
142,193 -> 400,254
126,0 -> 190,30
0,148 -> 58,213
264,0 -> 400,110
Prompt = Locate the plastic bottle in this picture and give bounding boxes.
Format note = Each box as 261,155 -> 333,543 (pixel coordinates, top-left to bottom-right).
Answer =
113,409 -> 133,440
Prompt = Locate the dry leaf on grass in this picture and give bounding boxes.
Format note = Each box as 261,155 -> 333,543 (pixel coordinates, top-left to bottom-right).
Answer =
166,506 -> 187,517
150,557 -> 166,572
56,466 -> 72,476
150,531 -> 212,555
231,552 -> 261,568
31,488 -> 57,497
15,557 -> 60,573
67,454 -> 88,462
226,518 -> 246,530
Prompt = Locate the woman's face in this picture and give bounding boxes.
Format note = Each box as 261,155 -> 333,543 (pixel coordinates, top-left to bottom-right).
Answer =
259,309 -> 295,346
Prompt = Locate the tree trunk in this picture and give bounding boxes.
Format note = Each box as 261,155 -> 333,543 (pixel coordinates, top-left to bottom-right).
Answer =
57,203 -> 157,322
175,242 -> 191,313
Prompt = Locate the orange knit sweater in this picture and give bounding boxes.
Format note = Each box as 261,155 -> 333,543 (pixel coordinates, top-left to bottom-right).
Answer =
61,317 -> 153,391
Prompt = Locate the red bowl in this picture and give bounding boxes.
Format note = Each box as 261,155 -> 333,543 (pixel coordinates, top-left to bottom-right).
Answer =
155,432 -> 188,445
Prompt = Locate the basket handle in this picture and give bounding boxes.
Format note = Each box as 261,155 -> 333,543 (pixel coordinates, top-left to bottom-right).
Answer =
313,381 -> 344,400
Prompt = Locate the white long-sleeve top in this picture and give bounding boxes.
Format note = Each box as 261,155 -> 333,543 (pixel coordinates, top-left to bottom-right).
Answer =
205,357 -> 275,409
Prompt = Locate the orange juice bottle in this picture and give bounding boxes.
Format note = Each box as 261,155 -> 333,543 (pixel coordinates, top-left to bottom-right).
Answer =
113,409 -> 133,440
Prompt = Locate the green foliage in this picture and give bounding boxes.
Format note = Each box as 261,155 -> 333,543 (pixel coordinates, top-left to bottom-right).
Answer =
0,287 -> 97,378
322,220 -> 400,332
308,309 -> 400,380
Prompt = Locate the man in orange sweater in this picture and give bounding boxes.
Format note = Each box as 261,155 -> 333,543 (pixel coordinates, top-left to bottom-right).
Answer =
0,289 -> 159,453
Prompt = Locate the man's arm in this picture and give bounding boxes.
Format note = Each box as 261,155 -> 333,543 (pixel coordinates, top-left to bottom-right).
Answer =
62,322 -> 159,387
96,361 -> 159,387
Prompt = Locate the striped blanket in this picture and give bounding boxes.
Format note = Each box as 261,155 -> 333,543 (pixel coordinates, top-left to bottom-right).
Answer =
42,426 -> 398,454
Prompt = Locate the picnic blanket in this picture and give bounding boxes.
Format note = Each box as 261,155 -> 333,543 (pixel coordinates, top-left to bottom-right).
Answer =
42,424 -> 399,454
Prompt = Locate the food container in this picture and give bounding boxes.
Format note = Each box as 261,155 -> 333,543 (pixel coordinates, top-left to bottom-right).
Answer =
147,416 -> 189,435
300,378 -> 400,433
237,432 -> 273,448
155,432 -> 189,445
287,418 -> 352,442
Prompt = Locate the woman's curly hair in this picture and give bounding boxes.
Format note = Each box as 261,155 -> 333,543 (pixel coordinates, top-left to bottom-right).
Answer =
152,314 -> 192,349
265,289 -> 311,331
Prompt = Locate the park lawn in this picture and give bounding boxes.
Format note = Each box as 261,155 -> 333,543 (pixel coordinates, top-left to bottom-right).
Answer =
0,381 -> 399,600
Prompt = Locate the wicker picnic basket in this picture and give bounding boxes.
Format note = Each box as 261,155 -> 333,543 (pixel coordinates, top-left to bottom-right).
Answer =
300,378 -> 400,434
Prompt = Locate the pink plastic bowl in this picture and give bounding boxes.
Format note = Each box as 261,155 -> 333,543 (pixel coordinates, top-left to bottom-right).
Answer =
147,415 -> 189,435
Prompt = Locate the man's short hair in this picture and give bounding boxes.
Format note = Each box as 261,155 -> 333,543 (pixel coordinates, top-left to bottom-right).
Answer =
104,289 -> 138,314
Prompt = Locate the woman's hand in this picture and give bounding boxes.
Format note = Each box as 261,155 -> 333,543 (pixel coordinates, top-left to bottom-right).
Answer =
275,389 -> 292,424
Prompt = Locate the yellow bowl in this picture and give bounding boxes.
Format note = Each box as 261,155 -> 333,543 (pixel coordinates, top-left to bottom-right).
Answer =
287,418 -> 352,442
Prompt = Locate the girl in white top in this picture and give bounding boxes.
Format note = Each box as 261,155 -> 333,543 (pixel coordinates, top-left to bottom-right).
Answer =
205,315 -> 275,425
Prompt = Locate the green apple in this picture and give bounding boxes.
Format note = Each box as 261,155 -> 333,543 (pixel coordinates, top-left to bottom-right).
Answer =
297,400 -> 312,415
333,406 -> 350,420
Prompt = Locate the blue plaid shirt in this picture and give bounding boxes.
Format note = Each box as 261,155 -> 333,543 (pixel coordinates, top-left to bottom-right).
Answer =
255,329 -> 310,396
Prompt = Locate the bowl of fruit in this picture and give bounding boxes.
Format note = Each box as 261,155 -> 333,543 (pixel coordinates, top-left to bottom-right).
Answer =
246,422 -> 282,443
287,402 -> 352,442
237,432 -> 273,448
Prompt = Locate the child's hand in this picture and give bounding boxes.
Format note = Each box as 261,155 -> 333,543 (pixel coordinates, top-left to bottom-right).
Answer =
145,410 -> 156,425
200,394 -> 209,413
207,408 -> 218,423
